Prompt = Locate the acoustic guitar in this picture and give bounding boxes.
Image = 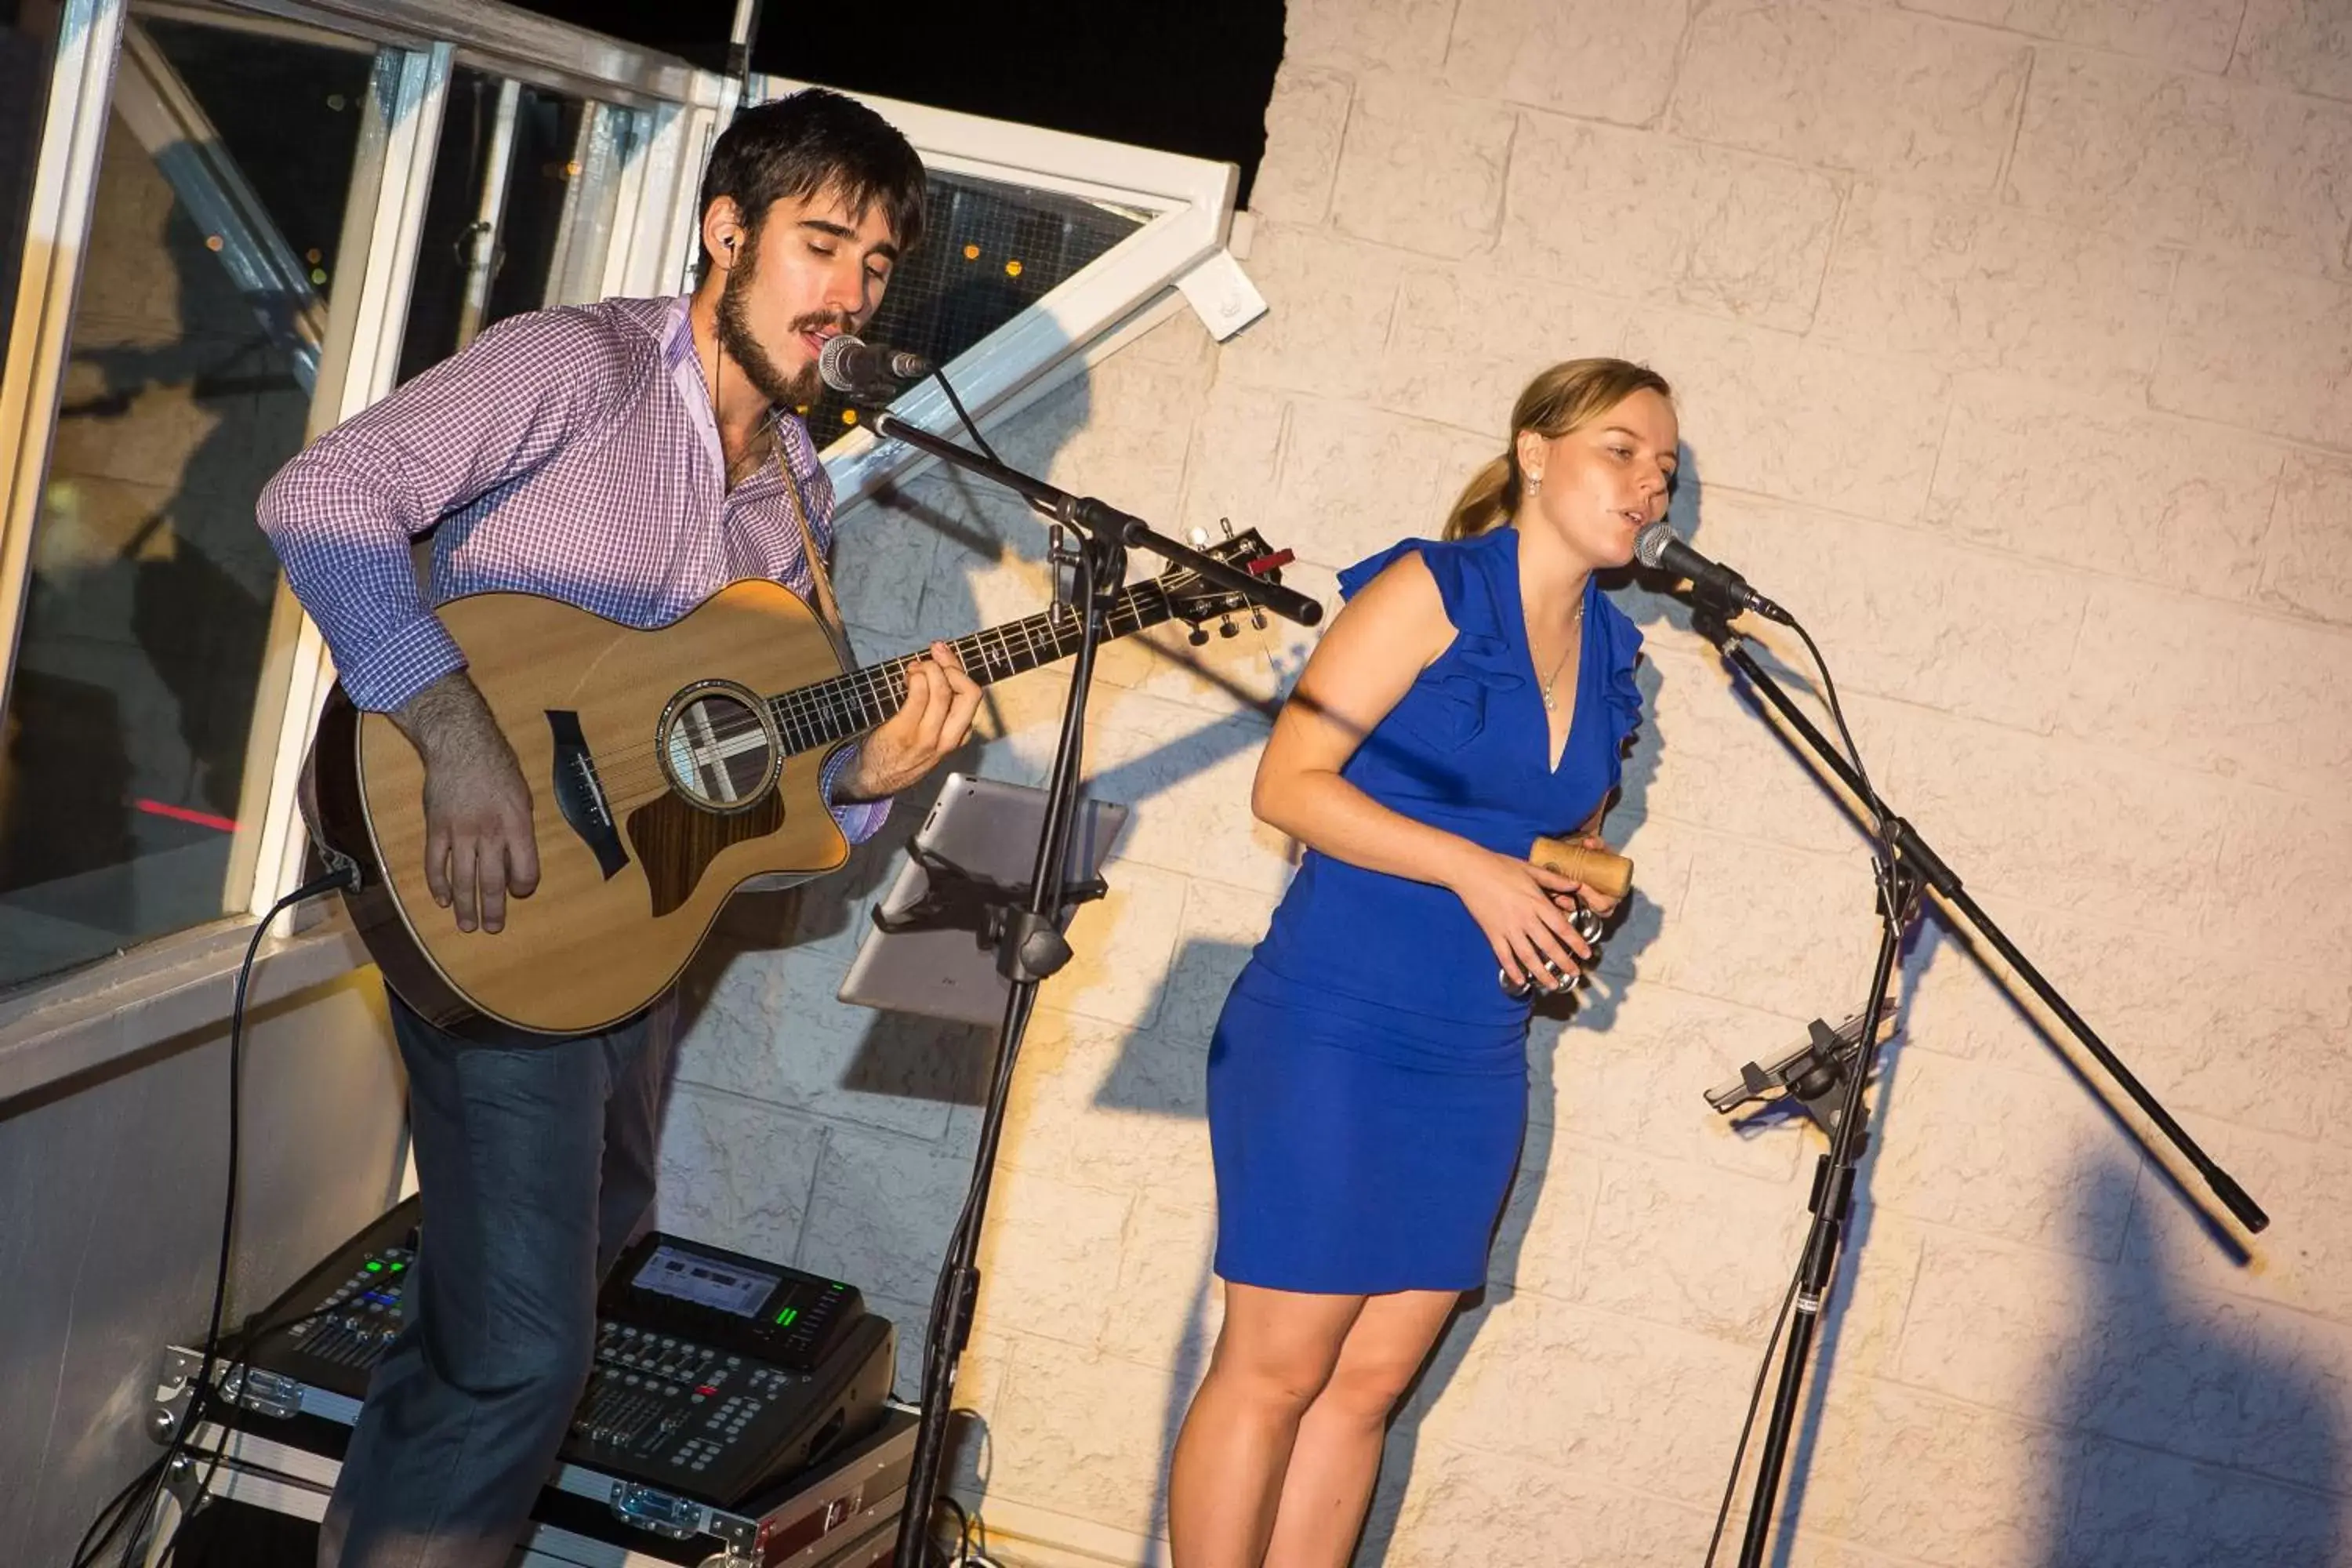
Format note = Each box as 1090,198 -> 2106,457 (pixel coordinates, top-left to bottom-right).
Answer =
303,529 -> 1293,1036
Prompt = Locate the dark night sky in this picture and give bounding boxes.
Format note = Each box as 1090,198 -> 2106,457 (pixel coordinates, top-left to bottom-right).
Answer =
508,0 -> 1286,205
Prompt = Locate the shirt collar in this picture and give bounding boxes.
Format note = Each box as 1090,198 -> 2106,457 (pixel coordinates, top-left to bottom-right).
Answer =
664,292 -> 828,494
659,291 -> 698,372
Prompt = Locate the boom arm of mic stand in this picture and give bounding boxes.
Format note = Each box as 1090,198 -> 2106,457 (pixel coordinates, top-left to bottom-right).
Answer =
871,412 -> 1323,628
1691,612 -> 2268,1234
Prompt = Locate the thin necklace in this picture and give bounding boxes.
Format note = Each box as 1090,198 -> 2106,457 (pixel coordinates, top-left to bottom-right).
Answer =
1538,600 -> 1587,712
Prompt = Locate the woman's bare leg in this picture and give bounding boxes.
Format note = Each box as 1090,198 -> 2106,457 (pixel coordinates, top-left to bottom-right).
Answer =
1167,1284 -> 1367,1568
1260,1289 -> 1458,1568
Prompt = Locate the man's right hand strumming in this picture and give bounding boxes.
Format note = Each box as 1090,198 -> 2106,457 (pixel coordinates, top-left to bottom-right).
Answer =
395,670 -> 539,935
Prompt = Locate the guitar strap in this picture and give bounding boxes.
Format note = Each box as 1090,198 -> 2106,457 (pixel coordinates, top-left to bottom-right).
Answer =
729,432 -> 844,922
773,432 -> 848,655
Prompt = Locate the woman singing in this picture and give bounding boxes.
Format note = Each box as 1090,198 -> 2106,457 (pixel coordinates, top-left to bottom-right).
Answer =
1167,360 -> 1675,1566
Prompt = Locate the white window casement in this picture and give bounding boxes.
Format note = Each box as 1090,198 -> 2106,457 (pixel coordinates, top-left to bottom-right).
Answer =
0,0 -> 719,1074
0,2 -> 1255,1088
757,75 -> 1263,513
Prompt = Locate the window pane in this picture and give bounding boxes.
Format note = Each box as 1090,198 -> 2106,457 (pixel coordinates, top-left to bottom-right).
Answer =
398,66 -> 505,383
398,74 -> 598,382
0,14 -> 379,989
485,85 -> 587,326
543,101 -> 644,309
804,169 -> 1151,445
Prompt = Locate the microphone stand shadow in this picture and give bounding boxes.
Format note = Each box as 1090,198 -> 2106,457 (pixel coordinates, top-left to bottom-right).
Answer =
855,405 -> 1324,1566
1668,590 -> 2267,1566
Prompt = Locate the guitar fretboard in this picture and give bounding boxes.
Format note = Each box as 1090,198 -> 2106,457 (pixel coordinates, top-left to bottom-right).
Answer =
766,579 -> 1179,753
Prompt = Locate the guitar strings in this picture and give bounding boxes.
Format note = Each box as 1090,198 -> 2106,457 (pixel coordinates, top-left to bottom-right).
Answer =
583,590 -> 1159,801
568,539 -> 1269,805
564,575 -> 1185,808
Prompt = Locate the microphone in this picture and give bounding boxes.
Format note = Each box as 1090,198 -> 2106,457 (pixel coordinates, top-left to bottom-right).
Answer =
817,334 -> 933,394
1634,520 -> 1792,625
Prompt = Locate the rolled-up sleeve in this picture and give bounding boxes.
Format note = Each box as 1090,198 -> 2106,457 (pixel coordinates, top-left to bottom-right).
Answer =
256,308 -> 627,712
820,744 -> 891,844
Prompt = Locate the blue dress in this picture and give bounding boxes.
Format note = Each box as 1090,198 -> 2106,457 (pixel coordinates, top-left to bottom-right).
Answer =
1207,526 -> 1644,1294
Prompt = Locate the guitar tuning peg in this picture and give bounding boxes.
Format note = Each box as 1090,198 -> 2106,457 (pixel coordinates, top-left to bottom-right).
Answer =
1218,517 -> 1236,539
1188,625 -> 1210,647
1218,615 -> 1240,639
1188,528 -> 1210,547
1249,607 -> 1268,631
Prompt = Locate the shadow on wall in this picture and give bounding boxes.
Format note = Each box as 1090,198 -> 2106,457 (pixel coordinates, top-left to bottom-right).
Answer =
670,363 -> 1105,1077
1602,446 -> 2323,1562
1769,906 -> 1930,1568
2043,1152 -> 2344,1566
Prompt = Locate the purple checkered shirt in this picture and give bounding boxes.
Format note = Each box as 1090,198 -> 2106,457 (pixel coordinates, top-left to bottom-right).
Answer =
259,292 -> 886,843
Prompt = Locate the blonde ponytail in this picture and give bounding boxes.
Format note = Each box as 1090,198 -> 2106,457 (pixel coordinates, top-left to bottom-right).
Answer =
1442,454 -> 1517,540
1443,358 -> 1674,540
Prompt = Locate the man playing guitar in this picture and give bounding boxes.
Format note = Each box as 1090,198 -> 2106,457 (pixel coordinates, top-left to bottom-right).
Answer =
257,89 -> 978,1568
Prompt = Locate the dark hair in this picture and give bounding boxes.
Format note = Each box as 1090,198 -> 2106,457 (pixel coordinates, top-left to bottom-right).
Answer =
695,88 -> 927,279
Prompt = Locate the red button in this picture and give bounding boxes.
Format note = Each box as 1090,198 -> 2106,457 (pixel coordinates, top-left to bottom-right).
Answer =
696,1385 -> 718,1396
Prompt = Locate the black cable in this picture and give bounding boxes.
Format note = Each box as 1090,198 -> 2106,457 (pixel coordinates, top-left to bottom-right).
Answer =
915,1191 -> 985,1568
1698,609 -> 1901,1566
69,1454 -> 171,1568
930,365 -> 1065,537
1703,1258 -> 1803,1566
931,368 -> 1000,466
154,1294 -> 352,1554
1788,617 -> 1896,882
937,1494 -> 974,1563
99,866 -> 357,1568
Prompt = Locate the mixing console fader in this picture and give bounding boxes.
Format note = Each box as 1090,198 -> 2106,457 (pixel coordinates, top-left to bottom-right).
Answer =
221,1198 -> 893,1508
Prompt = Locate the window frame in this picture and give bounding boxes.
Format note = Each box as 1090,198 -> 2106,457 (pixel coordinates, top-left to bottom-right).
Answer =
0,0 -> 1250,1034
750,76 -> 1244,514
0,0 -> 717,1007
0,0 -> 127,772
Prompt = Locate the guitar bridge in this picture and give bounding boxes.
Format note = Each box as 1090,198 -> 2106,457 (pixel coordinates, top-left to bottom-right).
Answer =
546,710 -> 629,880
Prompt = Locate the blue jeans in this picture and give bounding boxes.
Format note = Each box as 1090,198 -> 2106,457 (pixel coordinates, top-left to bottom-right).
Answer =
317,991 -> 674,1568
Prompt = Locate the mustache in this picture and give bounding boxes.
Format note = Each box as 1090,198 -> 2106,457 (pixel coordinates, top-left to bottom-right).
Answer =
787,310 -> 856,338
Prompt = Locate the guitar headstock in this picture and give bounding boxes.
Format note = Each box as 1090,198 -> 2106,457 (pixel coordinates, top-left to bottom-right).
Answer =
1156,525 -> 1297,631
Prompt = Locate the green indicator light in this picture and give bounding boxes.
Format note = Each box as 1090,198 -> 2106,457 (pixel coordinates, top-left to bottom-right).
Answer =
390,1261 -> 405,1271
365,1261 -> 383,1272
775,1306 -> 799,1327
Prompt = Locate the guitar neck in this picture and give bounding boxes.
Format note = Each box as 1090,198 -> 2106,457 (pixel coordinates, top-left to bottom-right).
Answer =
767,577 -> 1180,753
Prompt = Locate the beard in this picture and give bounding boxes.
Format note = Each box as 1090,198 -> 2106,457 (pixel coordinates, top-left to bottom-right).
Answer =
715,235 -> 830,411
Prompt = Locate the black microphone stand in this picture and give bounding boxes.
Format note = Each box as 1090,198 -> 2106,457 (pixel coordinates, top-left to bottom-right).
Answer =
866,408 -> 1320,1566
1675,591 -> 2269,1568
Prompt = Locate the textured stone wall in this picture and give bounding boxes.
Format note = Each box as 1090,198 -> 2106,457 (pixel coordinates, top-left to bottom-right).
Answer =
661,2 -> 2352,1561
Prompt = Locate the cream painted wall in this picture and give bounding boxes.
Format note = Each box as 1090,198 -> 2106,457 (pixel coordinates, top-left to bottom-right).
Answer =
1,971 -> 409,1568
662,2 -> 2352,1561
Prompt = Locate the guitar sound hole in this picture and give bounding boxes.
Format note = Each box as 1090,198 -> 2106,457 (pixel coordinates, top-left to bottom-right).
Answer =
658,684 -> 780,812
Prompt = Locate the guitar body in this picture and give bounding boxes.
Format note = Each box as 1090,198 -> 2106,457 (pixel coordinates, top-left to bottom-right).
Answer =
308,581 -> 851,1037
303,528 -> 1293,1037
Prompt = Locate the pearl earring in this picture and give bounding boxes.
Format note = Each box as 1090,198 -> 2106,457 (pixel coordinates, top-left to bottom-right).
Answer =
1527,474 -> 1543,493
